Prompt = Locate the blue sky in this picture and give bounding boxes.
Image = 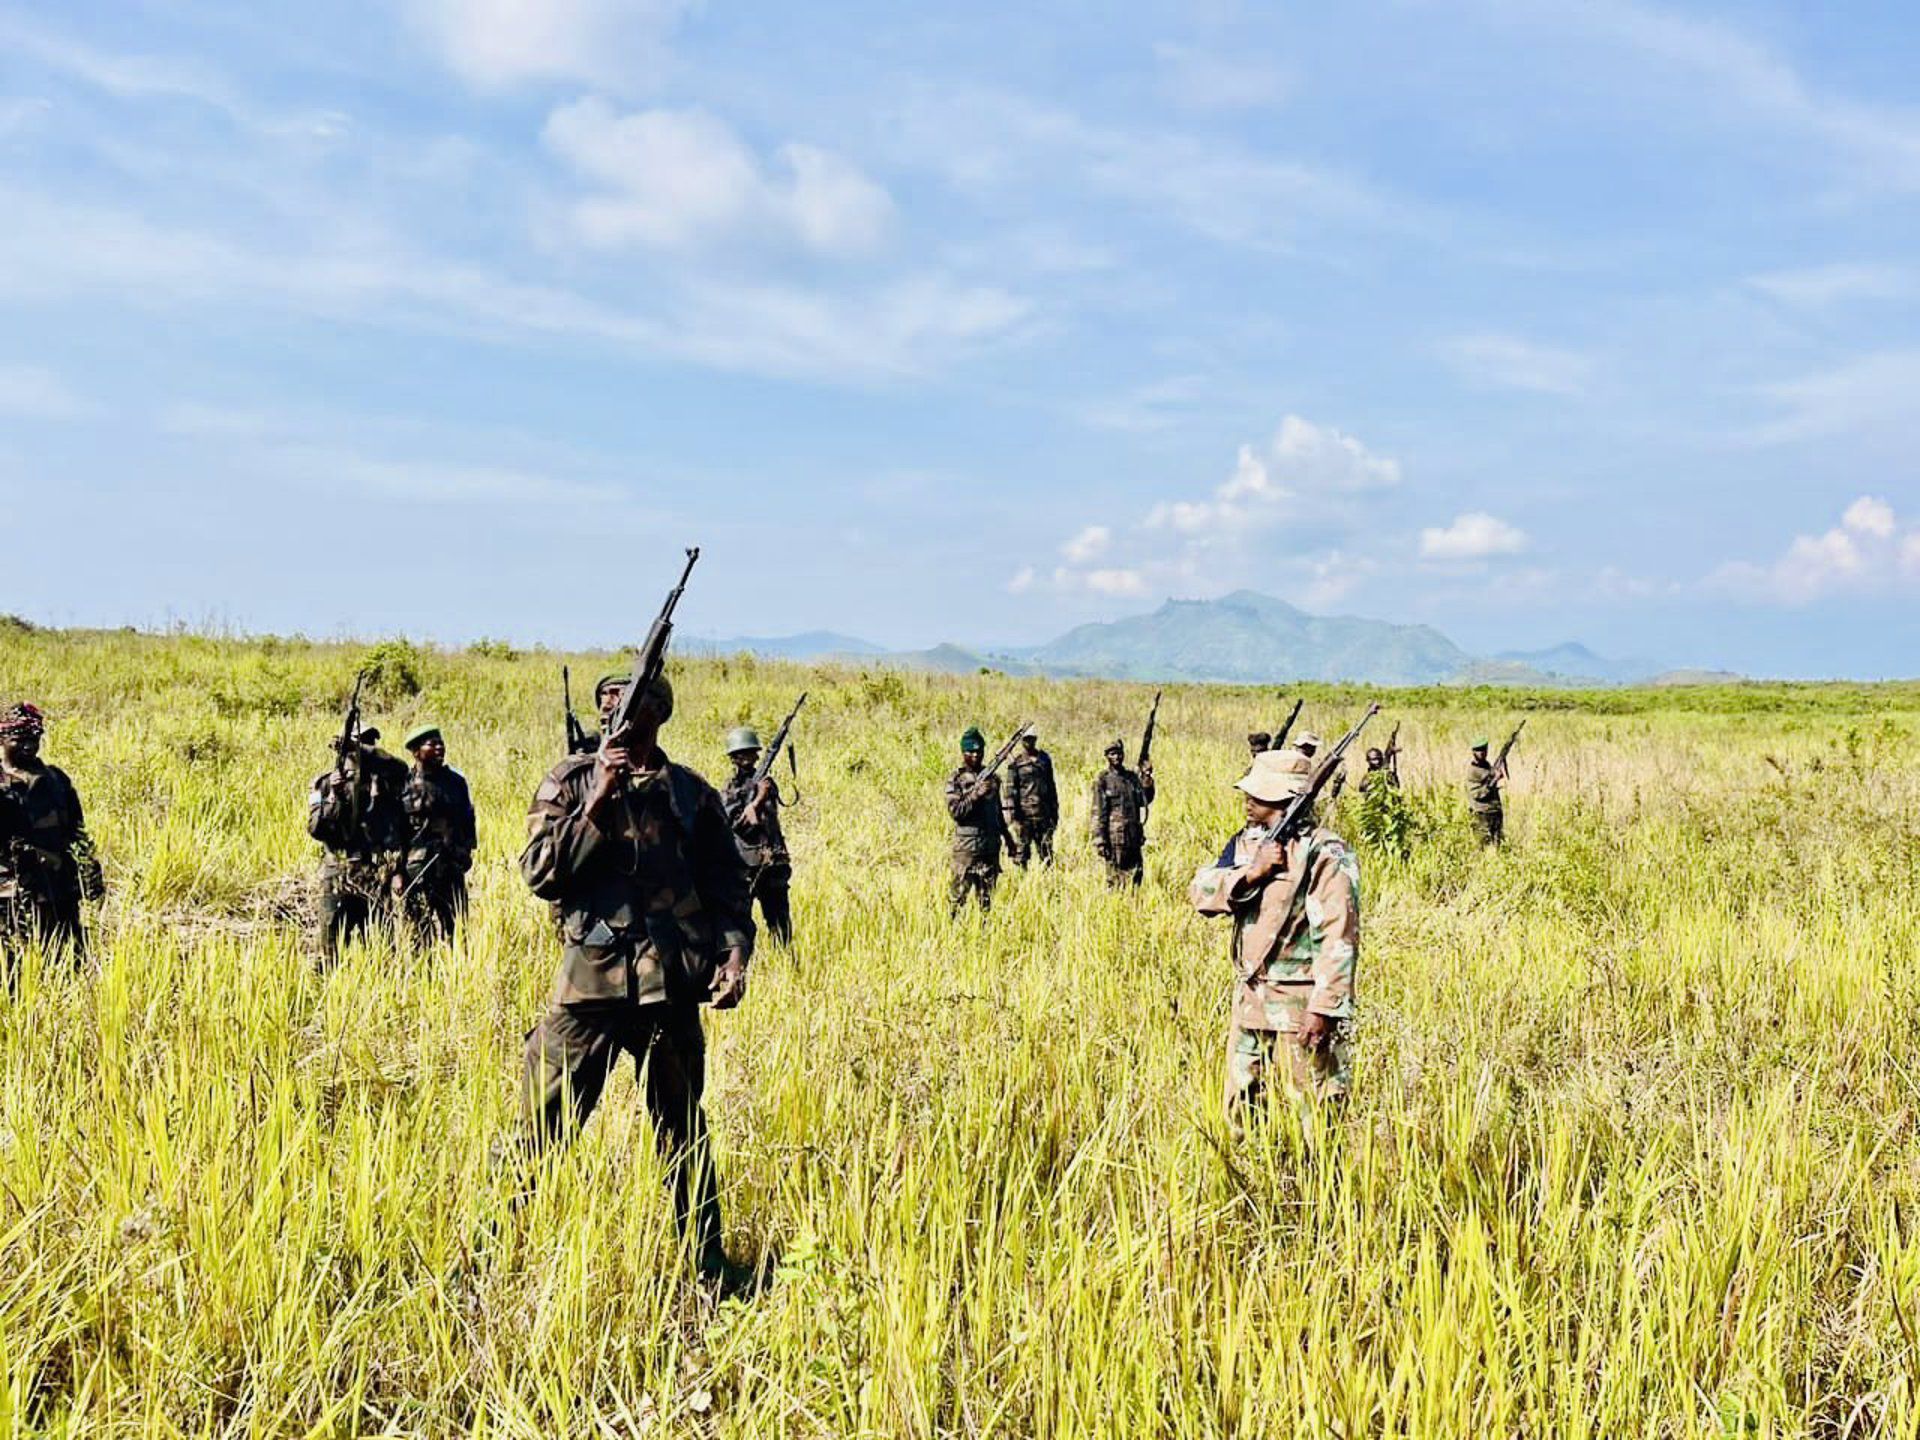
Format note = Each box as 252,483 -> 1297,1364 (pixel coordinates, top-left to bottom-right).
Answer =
1,0 -> 1918,677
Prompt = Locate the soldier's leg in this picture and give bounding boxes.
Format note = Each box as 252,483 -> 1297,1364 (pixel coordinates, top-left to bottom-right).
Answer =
1224,1024 -> 1278,1135
756,866 -> 793,947
638,1004 -> 725,1269
974,858 -> 998,913
1265,990 -> 1350,1107
1035,824 -> 1055,866
519,1003 -> 621,1156
949,847 -> 972,915
319,876 -> 366,959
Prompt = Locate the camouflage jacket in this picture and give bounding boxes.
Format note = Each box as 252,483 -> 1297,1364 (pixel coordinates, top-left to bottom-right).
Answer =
308,747 -> 411,859
721,769 -> 789,870
945,767 -> 1004,853
402,764 -> 476,873
0,763 -> 91,901
1358,763 -> 1398,794
1465,760 -> 1502,813
1090,766 -> 1154,854
521,749 -> 754,1008
1190,826 -> 1360,1031
1002,749 -> 1058,826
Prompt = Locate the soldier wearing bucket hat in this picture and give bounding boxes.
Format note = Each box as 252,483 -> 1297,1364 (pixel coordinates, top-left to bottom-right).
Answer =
396,724 -> 475,943
0,702 -> 103,971
1190,747 -> 1361,1123
1090,737 -> 1154,887
720,725 -> 793,946
944,726 -> 1005,913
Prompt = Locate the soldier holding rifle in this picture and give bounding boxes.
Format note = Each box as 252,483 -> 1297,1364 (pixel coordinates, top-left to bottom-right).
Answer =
1091,696 -> 1158,887
0,702 -> 103,974
1467,721 -> 1524,845
307,675 -> 409,961
945,724 -> 1026,914
720,693 -> 804,947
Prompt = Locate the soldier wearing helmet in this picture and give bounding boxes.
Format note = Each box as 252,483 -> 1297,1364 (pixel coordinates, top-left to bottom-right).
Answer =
719,724 -> 793,947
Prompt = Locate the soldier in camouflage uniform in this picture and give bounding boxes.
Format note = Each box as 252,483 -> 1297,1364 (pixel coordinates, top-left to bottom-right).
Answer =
0,703 -> 103,972
1466,739 -> 1503,845
1357,746 -> 1397,794
517,673 -> 754,1279
1191,748 -> 1359,1124
1247,731 -> 1272,759
307,724 -> 409,960
1001,730 -> 1059,869
945,727 -> 1004,914
1090,739 -> 1154,887
720,726 -> 792,947
397,725 -> 476,943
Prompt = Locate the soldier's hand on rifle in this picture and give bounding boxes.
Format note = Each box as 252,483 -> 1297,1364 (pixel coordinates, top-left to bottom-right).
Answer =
1296,1011 -> 1333,1052
709,948 -> 748,1009
1245,840 -> 1288,884
587,742 -> 633,822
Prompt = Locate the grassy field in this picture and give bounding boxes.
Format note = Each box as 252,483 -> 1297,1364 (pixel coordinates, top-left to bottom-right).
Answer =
2,626 -> 1918,1437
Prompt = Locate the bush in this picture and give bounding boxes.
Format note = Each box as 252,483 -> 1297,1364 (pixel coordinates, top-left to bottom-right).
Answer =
359,639 -> 427,704
467,637 -> 519,662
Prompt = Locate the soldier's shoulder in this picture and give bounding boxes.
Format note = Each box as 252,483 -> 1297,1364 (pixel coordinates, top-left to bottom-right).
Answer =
534,752 -> 596,801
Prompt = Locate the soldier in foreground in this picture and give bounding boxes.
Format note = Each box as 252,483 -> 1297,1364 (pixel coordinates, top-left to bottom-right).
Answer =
1002,729 -> 1059,868
308,710 -> 409,960
1191,746 -> 1361,1125
1466,738 -> 1504,844
945,727 -> 1005,914
0,702 -> 104,969
517,671 -> 754,1281
1090,739 -> 1154,887
721,726 -> 793,946
397,725 -> 476,943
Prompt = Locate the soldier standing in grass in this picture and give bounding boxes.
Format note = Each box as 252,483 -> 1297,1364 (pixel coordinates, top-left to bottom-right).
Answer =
397,725 -> 476,943
1191,748 -> 1359,1124
307,722 -> 409,960
1002,729 -> 1059,869
517,673 -> 754,1282
0,703 -> 103,969
1357,747 -> 1397,795
721,726 -> 793,947
1466,738 -> 1504,845
945,727 -> 1004,914
1090,739 -> 1154,887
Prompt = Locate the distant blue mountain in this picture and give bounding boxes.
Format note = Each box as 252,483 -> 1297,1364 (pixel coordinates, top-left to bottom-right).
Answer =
1493,642 -> 1661,684
689,630 -> 887,661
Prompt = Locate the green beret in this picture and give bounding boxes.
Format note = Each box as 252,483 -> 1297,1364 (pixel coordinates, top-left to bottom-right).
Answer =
1471,736 -> 1489,749
595,671 -> 630,698
403,724 -> 442,751
959,726 -> 985,753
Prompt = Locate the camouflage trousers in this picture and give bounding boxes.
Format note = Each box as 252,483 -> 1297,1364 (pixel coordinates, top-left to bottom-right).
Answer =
520,1000 -> 723,1266
400,858 -> 468,945
1472,808 -> 1504,846
949,840 -> 1001,914
1006,819 -> 1055,868
1098,844 -> 1144,888
318,856 -> 396,960
749,863 -> 792,947
1224,988 -> 1350,1125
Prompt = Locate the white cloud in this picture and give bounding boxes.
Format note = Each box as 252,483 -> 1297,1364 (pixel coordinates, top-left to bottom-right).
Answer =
1438,333 -> 1593,396
1005,566 -> 1036,594
404,0 -> 694,91
0,365 -> 92,421
1061,525 -> 1111,564
1709,494 -> 1918,604
1419,512 -> 1530,561
1748,263 -> 1917,309
1053,566 -> 1147,597
543,98 -> 893,257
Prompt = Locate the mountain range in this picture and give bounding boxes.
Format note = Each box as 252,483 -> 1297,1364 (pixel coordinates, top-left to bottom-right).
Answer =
692,591 -> 1703,687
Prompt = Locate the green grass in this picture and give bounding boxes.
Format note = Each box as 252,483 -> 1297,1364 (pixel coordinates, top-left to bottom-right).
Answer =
2,628 -> 1918,1436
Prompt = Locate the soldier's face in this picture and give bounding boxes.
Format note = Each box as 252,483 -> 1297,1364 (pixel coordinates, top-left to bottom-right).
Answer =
1105,750 -> 1123,769
413,737 -> 446,768
1244,793 -> 1281,826
731,748 -> 759,771
0,733 -> 35,765
598,685 -> 627,724
962,749 -> 983,769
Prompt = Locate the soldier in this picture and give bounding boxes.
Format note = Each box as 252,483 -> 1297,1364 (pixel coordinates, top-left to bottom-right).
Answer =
0,702 -> 103,970
1466,738 -> 1504,844
1295,731 -> 1323,759
945,727 -> 1004,914
1190,748 -> 1359,1125
1246,731 -> 1272,759
720,726 -> 792,947
517,673 -> 754,1282
1090,739 -> 1154,887
397,725 -> 476,943
307,722 -> 409,959
1357,747 -> 1397,794
1002,730 -> 1059,868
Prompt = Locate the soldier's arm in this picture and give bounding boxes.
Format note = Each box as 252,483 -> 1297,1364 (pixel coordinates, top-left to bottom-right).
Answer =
1303,845 -> 1359,1019
307,774 -> 348,845
455,775 -> 478,856
690,783 -> 757,960
517,764 -> 609,901
944,775 -> 975,823
1140,770 -> 1156,807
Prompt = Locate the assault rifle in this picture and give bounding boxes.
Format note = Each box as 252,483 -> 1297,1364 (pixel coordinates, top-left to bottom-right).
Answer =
1272,697 -> 1304,751
1494,720 -> 1526,778
1383,722 -> 1402,783
1260,703 -> 1380,843
603,548 -> 700,749
738,691 -> 807,832
965,722 -> 1032,803
1138,690 -> 1163,813
333,670 -> 368,829
562,666 -> 593,756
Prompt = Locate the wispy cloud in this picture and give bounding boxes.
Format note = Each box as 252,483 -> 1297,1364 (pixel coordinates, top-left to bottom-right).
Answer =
1708,495 -> 1919,604
1437,332 -> 1593,396
0,365 -> 93,421
403,0 -> 694,92
1750,350 -> 1920,445
1419,512 -> 1530,561
1747,263 -> 1918,309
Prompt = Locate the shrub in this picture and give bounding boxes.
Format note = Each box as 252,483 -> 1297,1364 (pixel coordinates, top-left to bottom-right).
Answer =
359,639 -> 427,704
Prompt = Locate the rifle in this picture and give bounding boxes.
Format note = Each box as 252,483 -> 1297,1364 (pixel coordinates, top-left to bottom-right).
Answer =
602,548 -> 700,748
966,722 -> 1032,802
1272,697 -> 1304,751
1138,691 -> 1162,771
333,670 -> 368,831
738,691 -> 807,832
1494,719 -> 1526,777
1260,704 -> 1380,843
563,665 -> 592,755
1384,721 -> 1402,783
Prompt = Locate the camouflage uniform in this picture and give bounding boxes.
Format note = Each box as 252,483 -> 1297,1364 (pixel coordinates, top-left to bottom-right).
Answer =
307,743 -> 410,958
721,767 -> 792,947
1090,752 -> 1154,887
1466,755 -> 1503,844
1357,757 -> 1398,795
518,746 -> 754,1269
1191,822 -> 1360,1116
0,708 -> 101,969
1001,743 -> 1059,868
398,762 -> 476,942
945,763 -> 1003,913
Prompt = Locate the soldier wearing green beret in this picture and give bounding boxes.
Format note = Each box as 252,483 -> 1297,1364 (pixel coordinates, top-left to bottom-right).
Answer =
1466,738 -> 1504,845
397,725 -> 476,943
944,727 -> 1005,914
720,725 -> 792,947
